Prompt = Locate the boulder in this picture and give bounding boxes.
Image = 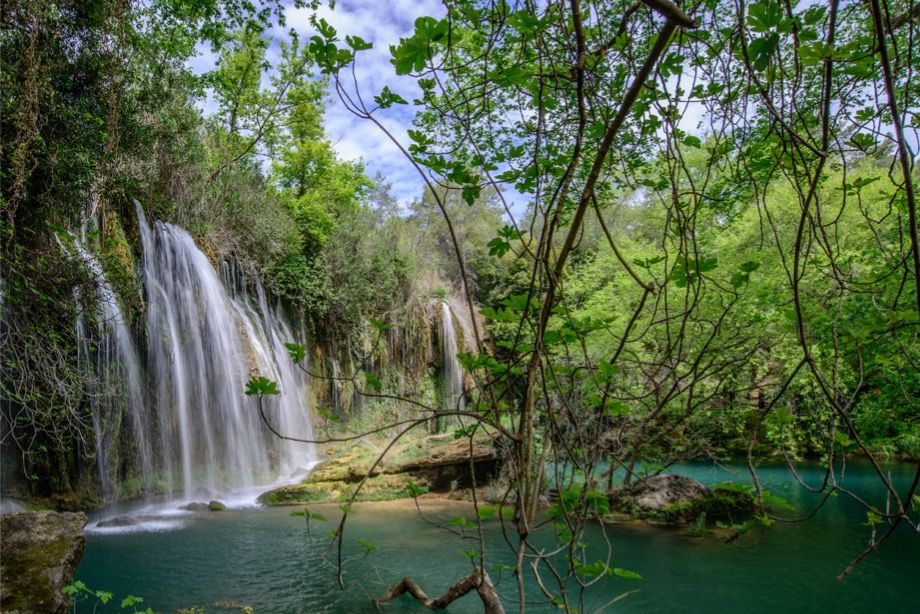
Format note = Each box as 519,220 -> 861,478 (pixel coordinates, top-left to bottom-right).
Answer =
610,474 -> 753,524
207,500 -> 226,511
1,511 -> 87,614
630,474 -> 710,512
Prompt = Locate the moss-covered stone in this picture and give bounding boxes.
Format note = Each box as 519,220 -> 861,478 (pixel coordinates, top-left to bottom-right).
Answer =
258,434 -> 501,505
607,474 -> 754,526
0,511 -> 87,614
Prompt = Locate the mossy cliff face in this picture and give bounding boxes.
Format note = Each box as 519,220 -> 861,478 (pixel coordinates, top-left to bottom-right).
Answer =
0,511 -> 87,614
258,434 -> 501,505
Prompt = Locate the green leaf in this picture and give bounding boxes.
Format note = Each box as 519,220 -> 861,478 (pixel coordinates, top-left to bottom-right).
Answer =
748,35 -> 778,70
682,135 -> 702,148
575,561 -> 611,577
373,85 -> 408,109
362,370 -> 382,393
369,317 -> 393,332
245,376 -> 280,396
345,35 -> 373,51
462,548 -> 479,560
121,595 -> 144,608
284,342 -> 306,364
406,480 -> 429,497
357,538 -> 378,552
613,567 -> 643,580
462,185 -> 481,206
850,132 -> 875,152
95,591 -> 113,604
477,504 -> 497,521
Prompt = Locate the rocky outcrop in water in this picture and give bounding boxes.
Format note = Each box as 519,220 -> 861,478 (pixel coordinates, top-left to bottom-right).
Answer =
0,511 -> 87,614
609,474 -> 752,523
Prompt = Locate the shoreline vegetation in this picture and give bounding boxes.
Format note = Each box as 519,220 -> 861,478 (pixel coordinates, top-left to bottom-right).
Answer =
2,0 -> 919,610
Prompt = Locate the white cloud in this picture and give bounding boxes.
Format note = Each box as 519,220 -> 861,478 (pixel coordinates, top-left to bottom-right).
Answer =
282,0 -> 444,206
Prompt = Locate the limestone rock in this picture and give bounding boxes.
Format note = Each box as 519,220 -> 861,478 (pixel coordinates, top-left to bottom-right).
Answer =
631,474 -> 711,511
1,511 -> 87,614
610,474 -> 753,524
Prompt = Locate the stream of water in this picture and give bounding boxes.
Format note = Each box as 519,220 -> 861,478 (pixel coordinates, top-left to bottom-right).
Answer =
75,459 -> 918,613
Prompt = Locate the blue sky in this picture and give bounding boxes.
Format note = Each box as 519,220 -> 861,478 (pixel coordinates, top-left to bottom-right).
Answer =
185,0 -> 716,214
189,0 -> 447,206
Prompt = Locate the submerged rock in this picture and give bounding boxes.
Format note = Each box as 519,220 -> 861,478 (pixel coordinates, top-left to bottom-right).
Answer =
180,502 -> 211,512
95,515 -> 139,528
0,511 -> 87,614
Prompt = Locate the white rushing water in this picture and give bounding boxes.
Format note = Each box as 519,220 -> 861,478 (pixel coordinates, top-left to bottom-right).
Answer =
57,204 -> 317,523
136,203 -> 316,502
70,230 -> 153,502
440,302 -> 465,419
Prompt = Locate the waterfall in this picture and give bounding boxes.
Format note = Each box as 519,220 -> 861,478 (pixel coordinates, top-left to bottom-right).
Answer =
69,232 -> 153,501
136,203 -> 315,500
440,302 -> 465,419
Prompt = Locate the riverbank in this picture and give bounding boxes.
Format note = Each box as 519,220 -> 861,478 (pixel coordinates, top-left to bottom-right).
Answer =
257,432 -> 502,505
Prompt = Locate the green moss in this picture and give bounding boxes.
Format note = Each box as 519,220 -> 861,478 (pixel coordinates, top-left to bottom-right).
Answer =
0,539 -> 71,612
99,211 -> 143,324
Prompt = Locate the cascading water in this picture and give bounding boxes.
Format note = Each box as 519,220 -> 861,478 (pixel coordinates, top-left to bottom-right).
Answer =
136,203 -> 315,501
440,302 -> 465,419
69,231 -> 153,501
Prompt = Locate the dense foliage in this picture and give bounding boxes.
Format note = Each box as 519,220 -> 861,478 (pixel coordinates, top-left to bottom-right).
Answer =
1,0 -> 919,610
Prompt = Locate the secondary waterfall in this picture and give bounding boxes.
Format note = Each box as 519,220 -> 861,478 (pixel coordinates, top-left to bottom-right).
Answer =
136,203 -> 315,500
70,231 -> 153,501
440,302 -> 465,418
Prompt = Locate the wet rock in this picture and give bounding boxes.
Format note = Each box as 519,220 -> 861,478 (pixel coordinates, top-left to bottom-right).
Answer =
180,502 -> 210,512
610,474 -> 752,524
94,515 -> 139,528
259,434 -> 503,505
0,511 -> 87,614
631,474 -> 710,511
208,500 -> 226,511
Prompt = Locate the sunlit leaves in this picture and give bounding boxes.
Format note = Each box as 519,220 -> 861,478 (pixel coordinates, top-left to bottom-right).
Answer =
373,86 -> 407,109
487,225 -> 522,258
747,1 -> 784,33
390,17 -> 449,75
345,35 -> 372,51
290,507 -> 327,521
245,376 -> 280,396
613,567 -> 644,580
284,342 -> 306,364
669,256 -> 718,288
406,480 -> 429,497
357,538 -> 378,552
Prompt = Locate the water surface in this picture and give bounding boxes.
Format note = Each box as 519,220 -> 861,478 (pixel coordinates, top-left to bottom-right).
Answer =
76,460 -> 918,613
